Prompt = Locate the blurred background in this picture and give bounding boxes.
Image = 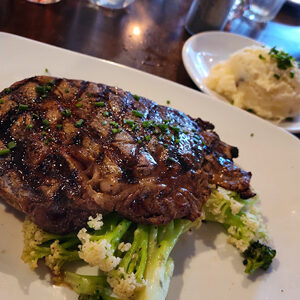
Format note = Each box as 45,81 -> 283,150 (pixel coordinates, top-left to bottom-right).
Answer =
0,0 -> 299,89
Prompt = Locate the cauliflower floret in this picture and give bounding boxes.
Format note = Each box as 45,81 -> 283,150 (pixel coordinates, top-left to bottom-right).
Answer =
118,242 -> 132,252
78,229 -> 120,272
21,217 -> 55,269
87,214 -> 103,230
107,267 -> 145,300
45,240 -> 63,275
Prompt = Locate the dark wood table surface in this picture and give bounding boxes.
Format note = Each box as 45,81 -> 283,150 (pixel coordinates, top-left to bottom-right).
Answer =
1,0 -> 300,137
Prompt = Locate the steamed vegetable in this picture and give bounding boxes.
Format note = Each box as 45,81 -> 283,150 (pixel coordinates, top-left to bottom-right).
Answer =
203,186 -> 276,274
21,186 -> 276,299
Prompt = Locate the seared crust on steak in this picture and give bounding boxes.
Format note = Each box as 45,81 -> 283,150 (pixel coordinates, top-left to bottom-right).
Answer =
0,76 -> 254,234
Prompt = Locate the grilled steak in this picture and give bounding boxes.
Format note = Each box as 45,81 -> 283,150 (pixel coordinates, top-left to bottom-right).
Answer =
0,76 -> 254,234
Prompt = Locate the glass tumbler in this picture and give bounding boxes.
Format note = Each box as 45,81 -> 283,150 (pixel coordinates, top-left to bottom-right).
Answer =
243,0 -> 286,22
185,0 -> 236,35
27,0 -> 61,3
89,0 -> 136,9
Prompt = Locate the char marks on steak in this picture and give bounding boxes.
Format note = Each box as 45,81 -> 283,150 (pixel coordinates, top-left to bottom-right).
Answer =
0,76 -> 254,234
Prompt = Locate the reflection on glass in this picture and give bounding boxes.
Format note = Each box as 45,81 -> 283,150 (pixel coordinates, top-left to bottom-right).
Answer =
27,0 -> 61,4
133,26 -> 141,36
89,0 -> 135,9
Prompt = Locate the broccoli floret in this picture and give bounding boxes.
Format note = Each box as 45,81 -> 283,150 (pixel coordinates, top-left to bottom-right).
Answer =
65,217 -> 199,300
203,186 -> 276,273
243,241 -> 276,274
22,217 -> 80,272
78,214 -> 132,272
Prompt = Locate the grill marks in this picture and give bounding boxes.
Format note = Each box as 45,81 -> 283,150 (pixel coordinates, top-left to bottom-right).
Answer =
0,76 -> 254,234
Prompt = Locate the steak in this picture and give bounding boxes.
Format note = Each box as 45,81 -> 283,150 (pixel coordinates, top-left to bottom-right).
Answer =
0,76 -> 254,234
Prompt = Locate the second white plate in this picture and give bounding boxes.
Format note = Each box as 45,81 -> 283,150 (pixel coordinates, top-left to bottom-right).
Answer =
182,31 -> 300,133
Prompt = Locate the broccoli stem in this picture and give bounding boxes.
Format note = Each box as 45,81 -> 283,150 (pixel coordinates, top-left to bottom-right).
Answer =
119,224 -> 149,282
136,219 -> 192,300
91,219 -> 131,252
64,271 -> 108,295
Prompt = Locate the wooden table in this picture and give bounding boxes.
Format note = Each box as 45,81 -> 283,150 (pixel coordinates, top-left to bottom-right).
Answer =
0,0 -> 300,136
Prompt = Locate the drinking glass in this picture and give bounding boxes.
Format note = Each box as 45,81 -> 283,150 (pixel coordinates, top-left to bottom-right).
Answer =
27,0 -> 61,3
243,0 -> 286,22
89,0 -> 136,9
185,0 -> 236,35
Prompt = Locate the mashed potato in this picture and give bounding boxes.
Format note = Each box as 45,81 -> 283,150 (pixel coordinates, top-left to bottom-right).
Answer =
206,46 -> 300,122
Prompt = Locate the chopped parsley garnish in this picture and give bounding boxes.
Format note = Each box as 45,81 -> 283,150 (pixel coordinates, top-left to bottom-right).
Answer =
0,148 -> 10,156
78,97 -> 83,102
142,120 -> 155,129
137,138 -> 142,144
42,131 -> 47,137
175,138 -> 180,144
87,93 -> 93,98
123,119 -> 135,126
170,125 -> 180,133
274,73 -> 280,80
110,121 -> 119,128
36,84 -> 52,98
76,103 -> 83,108
258,54 -> 266,60
102,121 -> 107,125
112,128 -> 122,134
7,141 -> 16,150
56,124 -> 63,129
0,99 -> 3,104
133,94 -> 140,101
42,119 -> 50,127
65,89 -> 70,93
290,71 -> 295,78
26,124 -> 33,129
250,133 -> 254,137
132,110 -> 144,118
18,104 -> 29,111
44,138 -> 52,145
45,68 -> 49,73
32,113 -> 39,119
103,111 -> 110,117
61,109 -> 71,117
75,119 -> 84,128
157,123 -> 168,133
5,88 -> 11,94
166,100 -> 171,104
94,101 -> 105,107
167,156 -> 175,163
268,47 -> 295,70
145,135 -> 150,141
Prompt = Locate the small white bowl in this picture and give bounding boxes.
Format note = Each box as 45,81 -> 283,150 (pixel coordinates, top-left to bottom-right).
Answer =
182,31 -> 300,133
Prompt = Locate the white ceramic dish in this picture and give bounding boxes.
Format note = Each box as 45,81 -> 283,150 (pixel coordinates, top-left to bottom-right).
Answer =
0,32 -> 300,300
182,31 -> 300,133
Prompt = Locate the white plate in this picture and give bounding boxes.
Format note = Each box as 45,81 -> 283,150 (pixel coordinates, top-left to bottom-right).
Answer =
182,31 -> 300,133
0,32 -> 300,300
